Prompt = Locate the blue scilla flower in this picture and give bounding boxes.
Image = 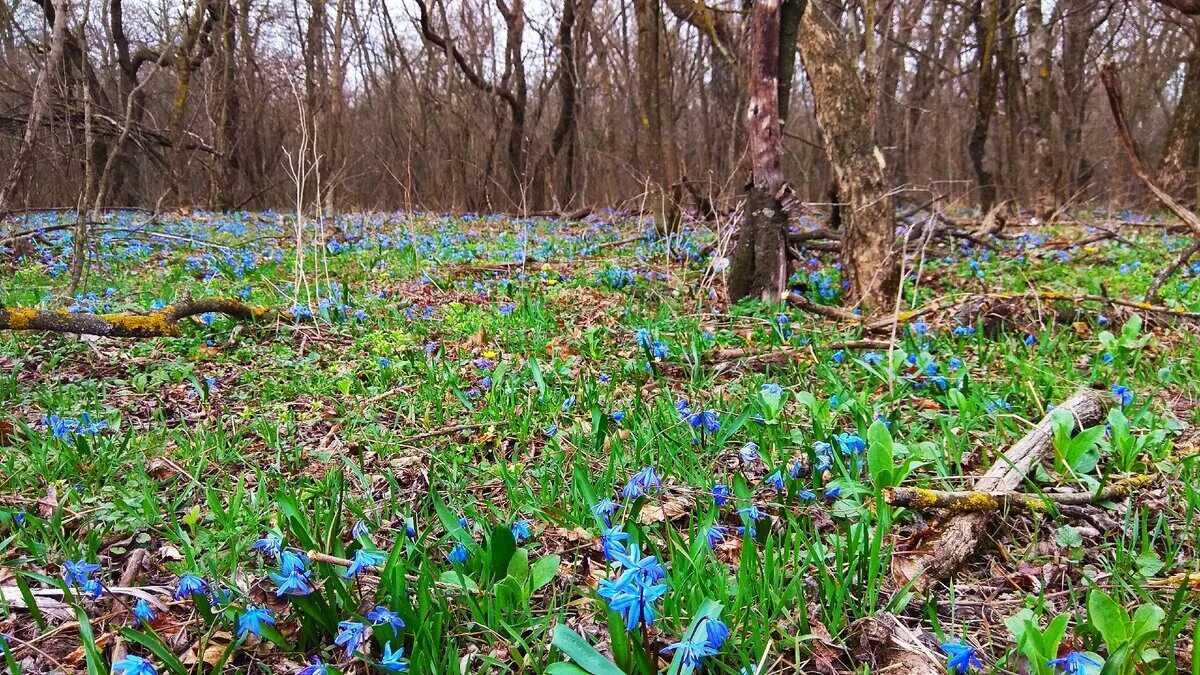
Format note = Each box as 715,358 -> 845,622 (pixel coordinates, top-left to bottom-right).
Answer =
650,340 -> 669,359
1048,651 -> 1101,675
113,654 -> 158,675
953,325 -> 976,336
761,383 -> 783,397
634,329 -> 653,348
82,579 -> 104,600
622,466 -> 662,499
601,527 -> 630,560
133,599 -> 156,626
949,356 -> 964,370
766,471 -> 785,492
739,442 -> 759,463
703,617 -> 730,649
797,489 -> 816,502
712,484 -> 730,506
863,351 -> 883,365
775,313 -> 789,326
940,642 -> 983,674
251,534 -> 282,559
237,605 -> 275,638
1111,384 -> 1133,407
705,525 -> 727,549
832,350 -> 845,364
562,396 -> 576,411
344,548 -> 386,578
334,620 -> 367,658
297,656 -> 328,675
612,410 -> 626,423
62,559 -> 101,587
610,544 -> 667,585
173,574 -> 207,600
511,519 -> 533,542
351,520 -> 370,538
700,410 -> 720,433
380,642 -> 409,672
661,637 -> 716,667
368,605 -> 406,632
591,498 -> 620,525
598,574 -> 669,631
544,424 -> 558,438
824,485 -> 841,499
737,505 -> 761,522
1024,334 -> 1037,346
836,433 -> 865,455
447,543 -> 469,564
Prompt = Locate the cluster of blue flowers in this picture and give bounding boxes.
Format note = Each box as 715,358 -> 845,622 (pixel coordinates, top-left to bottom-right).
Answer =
44,413 -> 108,440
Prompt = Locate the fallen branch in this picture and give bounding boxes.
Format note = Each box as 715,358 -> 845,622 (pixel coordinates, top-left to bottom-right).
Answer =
1146,239 -> 1200,304
705,340 -> 892,365
895,388 -> 1111,592
1099,60 -> 1200,238
884,474 -> 1154,513
0,297 -> 276,338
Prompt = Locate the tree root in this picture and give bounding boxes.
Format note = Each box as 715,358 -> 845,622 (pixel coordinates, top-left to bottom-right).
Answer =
893,387 -> 1112,592
0,297 -> 277,337
787,289 -> 1200,334
884,474 -> 1154,513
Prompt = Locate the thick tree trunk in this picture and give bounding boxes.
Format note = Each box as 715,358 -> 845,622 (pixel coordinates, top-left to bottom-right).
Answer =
1060,0 -> 1094,194
799,1 -> 898,313
634,0 -> 681,234
0,0 -> 69,214
968,0 -> 1001,212
1025,0 -> 1058,218
1158,28 -> 1200,206
729,0 -> 801,303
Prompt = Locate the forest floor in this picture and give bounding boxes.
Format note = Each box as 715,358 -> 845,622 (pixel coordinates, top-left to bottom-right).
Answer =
0,209 -> 1198,674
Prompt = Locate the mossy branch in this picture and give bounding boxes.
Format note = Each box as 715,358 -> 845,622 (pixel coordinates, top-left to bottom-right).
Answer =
0,297 -> 277,337
884,475 -> 1155,513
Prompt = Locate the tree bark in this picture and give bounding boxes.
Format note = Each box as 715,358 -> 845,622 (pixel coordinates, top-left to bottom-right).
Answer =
634,0 -> 681,234
798,0 -> 898,313
1025,0 -> 1058,218
1157,26 -> 1200,206
729,0 -> 802,303
0,0 -> 69,215
968,0 -> 1001,212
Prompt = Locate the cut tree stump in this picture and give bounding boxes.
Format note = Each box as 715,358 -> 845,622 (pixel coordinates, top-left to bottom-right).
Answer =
894,387 -> 1111,592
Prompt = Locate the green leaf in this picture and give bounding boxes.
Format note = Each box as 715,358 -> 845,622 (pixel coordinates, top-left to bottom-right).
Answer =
546,664 -> 592,675
551,624 -> 627,675
1131,603 -> 1164,637
531,554 -> 561,592
1134,550 -> 1164,577
122,628 -> 190,675
1055,525 -> 1083,548
507,548 -> 530,582
488,524 -> 517,584
529,358 -> 547,399
866,420 -> 895,489
432,494 -> 474,546
1088,589 -> 1130,652
437,571 -> 479,593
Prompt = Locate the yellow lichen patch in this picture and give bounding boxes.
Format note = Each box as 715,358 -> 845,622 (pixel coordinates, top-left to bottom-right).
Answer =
98,311 -> 182,337
3,307 -> 39,330
951,492 -> 999,512
909,488 -> 942,510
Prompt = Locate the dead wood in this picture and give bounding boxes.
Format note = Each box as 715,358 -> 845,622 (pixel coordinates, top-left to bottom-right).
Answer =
0,297 -> 279,338
885,474 -> 1154,512
895,387 -> 1111,592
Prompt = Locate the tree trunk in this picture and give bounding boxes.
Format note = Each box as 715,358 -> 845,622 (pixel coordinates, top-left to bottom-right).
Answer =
729,0 -> 802,303
1158,27 -> 1200,206
633,0 -> 681,234
1025,0 -> 1058,218
799,0 -> 898,313
968,0 -> 1001,212
0,0 -> 69,214
1060,0 -> 1094,194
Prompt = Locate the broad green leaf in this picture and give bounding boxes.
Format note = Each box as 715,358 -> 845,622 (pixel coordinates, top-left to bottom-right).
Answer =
551,624 -> 627,675
437,571 -> 479,593
1088,589 -> 1129,652
867,420 -> 895,489
507,547 -> 530,582
489,524 -> 517,584
531,554 -> 561,592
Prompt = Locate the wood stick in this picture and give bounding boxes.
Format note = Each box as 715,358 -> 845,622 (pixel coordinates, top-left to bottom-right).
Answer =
884,474 -> 1154,512
896,387 -> 1111,592
0,297 -> 280,337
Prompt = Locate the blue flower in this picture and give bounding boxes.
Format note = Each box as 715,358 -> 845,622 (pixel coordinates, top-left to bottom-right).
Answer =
367,605 -> 406,632
797,489 -> 816,502
703,617 -> 730,649
832,350 -> 845,364
113,654 -> 158,675
447,543 -> 470,564
236,605 -> 275,638
634,329 -> 653,348
344,548 -> 386,578
82,579 -> 104,600
511,519 -> 533,542
949,356 -> 964,370
379,642 -> 409,671
297,657 -> 328,675
766,471 -> 785,491
544,424 -> 559,438
351,520 -> 370,538
601,527 -> 630,560
863,351 -> 883,365
953,325 -> 976,336
334,620 -> 368,658
1048,651 -> 1102,675
1111,384 -> 1133,407
712,484 -> 730,506
739,442 -> 759,463
62,559 -> 101,587
699,410 -> 720,433
133,599 -> 156,626
1024,334 -> 1037,346
562,396 -> 576,411
591,498 -> 620,525
598,575 -> 669,631
650,340 -> 669,359
837,433 -> 866,455
612,410 -> 626,423
824,485 -> 841,499
761,382 -> 783,396
251,534 -> 282,560
610,544 -> 667,584
173,574 -> 207,600
909,319 -> 930,335
622,466 -> 662,499
737,505 -> 762,522
705,525 -> 727,549
405,520 -> 417,539
775,312 -> 790,326
661,637 -> 716,667
499,303 -> 516,316
940,642 -> 983,673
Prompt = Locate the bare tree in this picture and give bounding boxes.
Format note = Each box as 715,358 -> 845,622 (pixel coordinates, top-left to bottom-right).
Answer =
633,0 -> 681,233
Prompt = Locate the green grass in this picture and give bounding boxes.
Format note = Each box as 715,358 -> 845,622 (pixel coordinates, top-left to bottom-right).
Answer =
0,210 -> 1198,674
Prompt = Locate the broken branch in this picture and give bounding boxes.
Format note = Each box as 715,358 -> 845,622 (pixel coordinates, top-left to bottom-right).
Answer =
0,297 -> 277,337
885,474 -> 1154,512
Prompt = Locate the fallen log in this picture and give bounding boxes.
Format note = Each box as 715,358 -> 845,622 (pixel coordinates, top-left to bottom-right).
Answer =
894,387 -> 1111,592
0,297 -> 277,338
885,474 -> 1153,513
